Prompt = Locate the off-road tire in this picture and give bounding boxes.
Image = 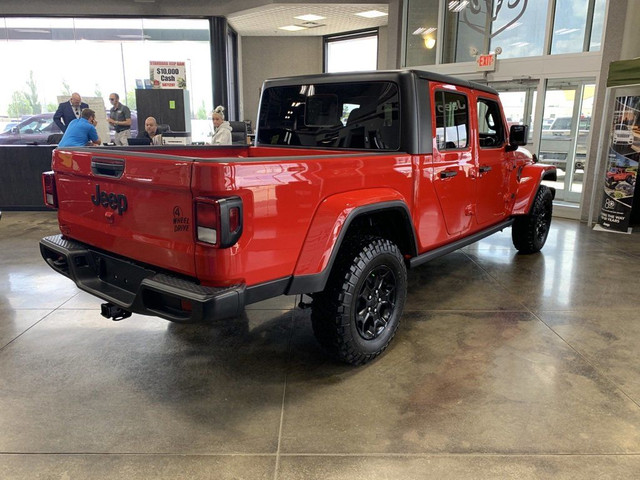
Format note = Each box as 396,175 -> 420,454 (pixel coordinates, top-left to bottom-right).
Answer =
512,185 -> 553,254
311,236 -> 407,365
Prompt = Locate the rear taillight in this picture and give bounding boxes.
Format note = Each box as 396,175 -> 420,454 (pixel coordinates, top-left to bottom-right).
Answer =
194,196 -> 243,248
196,201 -> 219,244
42,171 -> 58,208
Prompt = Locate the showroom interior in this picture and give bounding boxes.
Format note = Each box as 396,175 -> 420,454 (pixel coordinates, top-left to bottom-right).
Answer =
1,0 -> 640,478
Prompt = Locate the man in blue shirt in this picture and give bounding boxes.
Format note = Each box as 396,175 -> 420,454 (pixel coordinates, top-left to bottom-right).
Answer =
58,108 -> 101,147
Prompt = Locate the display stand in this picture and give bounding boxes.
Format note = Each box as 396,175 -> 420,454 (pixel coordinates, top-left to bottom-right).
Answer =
587,57 -> 640,233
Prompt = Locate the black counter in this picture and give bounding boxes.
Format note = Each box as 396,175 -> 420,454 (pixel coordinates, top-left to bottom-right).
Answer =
0,146 -> 54,210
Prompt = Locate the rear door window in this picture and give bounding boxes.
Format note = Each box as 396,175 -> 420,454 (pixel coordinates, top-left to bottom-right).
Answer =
434,91 -> 469,150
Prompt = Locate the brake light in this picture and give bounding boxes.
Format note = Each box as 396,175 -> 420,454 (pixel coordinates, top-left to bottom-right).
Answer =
196,201 -> 219,245
194,196 -> 243,248
42,171 -> 58,208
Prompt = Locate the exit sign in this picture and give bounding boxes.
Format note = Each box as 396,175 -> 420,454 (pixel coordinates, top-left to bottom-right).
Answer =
476,53 -> 496,71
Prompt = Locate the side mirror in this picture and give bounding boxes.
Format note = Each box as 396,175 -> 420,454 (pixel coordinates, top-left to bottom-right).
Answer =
506,124 -> 528,152
10,127 -> 19,134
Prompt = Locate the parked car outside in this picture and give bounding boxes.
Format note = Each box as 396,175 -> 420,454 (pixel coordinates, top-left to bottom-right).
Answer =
612,123 -> 634,145
539,116 -> 590,172
0,113 -> 62,145
0,111 -> 138,145
541,116 -> 591,138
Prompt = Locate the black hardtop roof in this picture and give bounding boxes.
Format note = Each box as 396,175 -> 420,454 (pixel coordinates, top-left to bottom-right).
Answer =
262,69 -> 498,96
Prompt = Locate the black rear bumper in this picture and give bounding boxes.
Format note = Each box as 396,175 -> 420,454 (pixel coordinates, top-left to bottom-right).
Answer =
40,234 -> 245,323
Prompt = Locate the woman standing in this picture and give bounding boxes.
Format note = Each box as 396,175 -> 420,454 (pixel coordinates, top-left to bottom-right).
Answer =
210,105 -> 233,145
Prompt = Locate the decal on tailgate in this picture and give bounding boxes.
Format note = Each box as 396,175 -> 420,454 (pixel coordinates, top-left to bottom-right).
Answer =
91,184 -> 128,215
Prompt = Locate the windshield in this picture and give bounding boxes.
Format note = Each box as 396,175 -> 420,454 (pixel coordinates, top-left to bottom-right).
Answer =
257,81 -> 400,150
19,116 -> 55,134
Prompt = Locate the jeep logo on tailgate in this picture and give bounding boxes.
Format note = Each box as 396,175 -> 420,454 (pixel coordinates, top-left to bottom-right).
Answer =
91,185 -> 128,215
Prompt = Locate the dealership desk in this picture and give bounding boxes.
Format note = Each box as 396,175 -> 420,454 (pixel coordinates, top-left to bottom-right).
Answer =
0,146 -> 54,210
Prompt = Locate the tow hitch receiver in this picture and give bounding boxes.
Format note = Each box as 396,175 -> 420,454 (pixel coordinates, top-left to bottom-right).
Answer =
101,303 -> 132,321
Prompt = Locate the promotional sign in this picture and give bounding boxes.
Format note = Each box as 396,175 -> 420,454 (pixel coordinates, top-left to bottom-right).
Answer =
598,95 -> 640,232
149,61 -> 187,89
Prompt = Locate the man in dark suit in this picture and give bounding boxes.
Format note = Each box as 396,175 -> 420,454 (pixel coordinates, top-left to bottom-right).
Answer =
53,93 -> 89,132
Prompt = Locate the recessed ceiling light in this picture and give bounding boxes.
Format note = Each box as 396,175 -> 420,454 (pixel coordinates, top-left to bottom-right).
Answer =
355,10 -> 388,18
413,27 -> 437,36
279,25 -> 308,31
448,1 -> 469,13
295,14 -> 326,22
555,28 -> 580,35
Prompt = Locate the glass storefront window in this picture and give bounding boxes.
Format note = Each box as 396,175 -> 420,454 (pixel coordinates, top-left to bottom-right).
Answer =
403,0 -> 607,66
442,1 -> 486,63
405,0 -> 439,67
3,17 -> 75,40
589,0 -> 606,51
325,31 -> 378,73
550,0 -> 588,54
489,0 -> 549,59
496,85 -> 536,144
499,91 -> 527,124
539,80 -> 594,203
0,17 -> 212,141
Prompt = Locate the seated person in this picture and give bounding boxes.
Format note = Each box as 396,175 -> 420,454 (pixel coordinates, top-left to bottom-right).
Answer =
137,116 -> 165,145
211,106 -> 233,145
58,108 -> 101,147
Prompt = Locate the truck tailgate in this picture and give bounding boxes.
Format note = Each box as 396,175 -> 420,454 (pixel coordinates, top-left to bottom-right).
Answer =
53,148 -> 197,277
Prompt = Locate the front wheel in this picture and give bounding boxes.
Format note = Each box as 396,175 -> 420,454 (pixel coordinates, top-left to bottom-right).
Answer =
311,236 -> 407,365
512,185 -> 553,254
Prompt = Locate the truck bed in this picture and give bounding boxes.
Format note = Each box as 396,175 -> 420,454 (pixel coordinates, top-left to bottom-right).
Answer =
51,144 -> 414,286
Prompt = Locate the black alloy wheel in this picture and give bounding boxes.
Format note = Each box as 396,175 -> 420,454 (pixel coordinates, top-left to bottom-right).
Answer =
311,236 -> 407,365
512,185 -> 553,254
355,265 -> 397,341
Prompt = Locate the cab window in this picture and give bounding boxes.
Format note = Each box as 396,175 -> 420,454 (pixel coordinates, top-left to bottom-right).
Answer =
477,98 -> 505,148
434,91 -> 468,150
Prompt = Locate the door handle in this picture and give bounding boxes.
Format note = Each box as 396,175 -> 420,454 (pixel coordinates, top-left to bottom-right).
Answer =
440,170 -> 458,179
479,165 -> 492,174
91,157 -> 125,178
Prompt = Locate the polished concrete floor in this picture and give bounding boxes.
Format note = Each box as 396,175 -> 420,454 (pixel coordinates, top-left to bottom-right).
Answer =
1,211 -> 640,479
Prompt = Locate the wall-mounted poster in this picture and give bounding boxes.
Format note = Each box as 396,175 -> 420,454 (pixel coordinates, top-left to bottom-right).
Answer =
149,61 -> 187,89
598,95 -> 640,232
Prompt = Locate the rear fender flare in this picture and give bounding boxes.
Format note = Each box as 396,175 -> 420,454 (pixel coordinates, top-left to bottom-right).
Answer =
513,164 -> 556,215
287,189 -> 416,294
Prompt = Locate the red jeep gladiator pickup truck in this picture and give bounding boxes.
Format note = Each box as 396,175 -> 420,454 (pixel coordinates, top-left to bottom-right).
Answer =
40,70 -> 556,365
